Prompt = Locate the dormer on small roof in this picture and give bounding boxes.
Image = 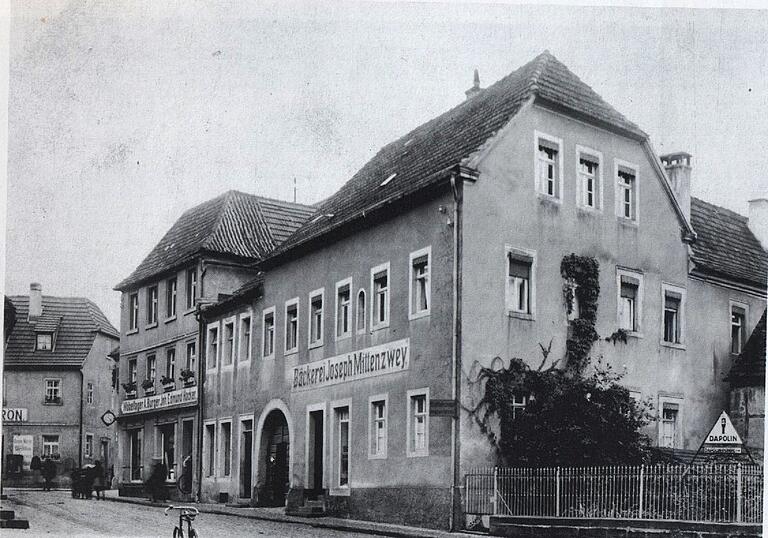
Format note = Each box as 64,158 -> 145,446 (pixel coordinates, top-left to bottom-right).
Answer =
32,315 -> 62,352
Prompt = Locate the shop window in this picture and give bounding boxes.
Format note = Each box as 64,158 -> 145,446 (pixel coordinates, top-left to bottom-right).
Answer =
371,263 -> 390,330
369,396 -> 388,459
731,303 -> 747,354
309,289 -> 324,347
336,279 -> 352,339
285,300 -> 299,354
166,277 -> 177,319
262,308 -> 275,359
128,428 -> 142,481
409,247 -> 431,319
407,388 -> 429,457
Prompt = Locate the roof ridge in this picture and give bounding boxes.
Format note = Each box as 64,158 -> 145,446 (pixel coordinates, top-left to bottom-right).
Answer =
692,196 -> 748,221
203,190 -> 238,251
529,49 -> 552,90
251,194 -> 278,250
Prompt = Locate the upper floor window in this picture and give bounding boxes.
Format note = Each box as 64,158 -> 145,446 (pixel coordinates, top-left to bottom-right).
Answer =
577,147 -> 602,210
409,247 -> 431,319
662,284 -> 686,345
186,268 -> 197,310
535,132 -> 562,199
186,342 -> 196,371
207,325 -> 219,370
166,277 -> 177,319
147,354 -> 156,381
617,269 -> 643,333
86,382 -> 94,404
285,299 -> 299,354
505,247 -> 535,317
223,320 -> 235,366
371,263 -> 390,330
45,378 -> 61,403
731,303 -> 748,354
309,289 -> 324,347
336,279 -> 352,340
240,314 -> 252,362
147,285 -> 158,325
129,293 -> 139,331
128,357 -> 137,383
262,308 -> 275,359
356,290 -> 366,334
616,161 -> 638,221
166,348 -> 176,379
36,333 -> 53,351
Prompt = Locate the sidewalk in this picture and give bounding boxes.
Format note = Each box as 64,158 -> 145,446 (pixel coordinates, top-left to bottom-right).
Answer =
103,489 -> 484,538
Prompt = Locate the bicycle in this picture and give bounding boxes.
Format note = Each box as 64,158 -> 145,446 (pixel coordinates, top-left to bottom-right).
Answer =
164,505 -> 200,538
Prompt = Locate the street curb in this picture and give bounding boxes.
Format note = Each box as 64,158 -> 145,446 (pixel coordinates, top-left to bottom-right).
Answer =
103,494 -> 481,538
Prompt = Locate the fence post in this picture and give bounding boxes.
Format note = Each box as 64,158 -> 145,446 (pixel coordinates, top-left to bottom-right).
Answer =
555,467 -> 561,517
638,464 -> 644,519
736,463 -> 742,523
493,466 -> 499,516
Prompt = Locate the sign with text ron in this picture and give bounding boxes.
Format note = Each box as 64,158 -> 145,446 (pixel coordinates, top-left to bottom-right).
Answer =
291,338 -> 410,392
120,386 -> 198,415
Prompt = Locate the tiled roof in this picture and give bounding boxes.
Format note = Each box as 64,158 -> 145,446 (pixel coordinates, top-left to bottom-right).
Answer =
728,309 -> 766,387
5,296 -> 119,368
115,191 -> 315,290
202,273 -> 265,318
690,198 -> 768,289
268,51 -> 646,261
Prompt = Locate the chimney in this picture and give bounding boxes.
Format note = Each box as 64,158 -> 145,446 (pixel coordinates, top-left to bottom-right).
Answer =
29,282 -> 42,318
465,69 -> 482,100
660,152 -> 692,221
748,197 -> 768,249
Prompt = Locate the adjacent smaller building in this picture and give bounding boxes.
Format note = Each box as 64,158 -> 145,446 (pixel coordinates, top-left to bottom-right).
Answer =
2,283 -> 119,486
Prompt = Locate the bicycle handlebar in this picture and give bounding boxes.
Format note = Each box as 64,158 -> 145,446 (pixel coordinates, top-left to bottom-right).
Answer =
164,506 -> 200,516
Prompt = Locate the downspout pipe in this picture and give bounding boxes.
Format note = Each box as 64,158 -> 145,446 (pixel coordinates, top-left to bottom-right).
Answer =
195,259 -> 206,503
79,369 -> 84,468
449,170 -> 464,531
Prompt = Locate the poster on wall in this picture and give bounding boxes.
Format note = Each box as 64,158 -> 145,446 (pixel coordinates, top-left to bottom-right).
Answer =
12,434 -> 34,470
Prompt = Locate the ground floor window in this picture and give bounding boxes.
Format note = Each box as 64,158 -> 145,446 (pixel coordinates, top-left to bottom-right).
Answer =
220,421 -> 232,477
159,423 -> 176,481
85,433 -> 94,459
369,396 -> 387,459
335,406 -> 350,488
204,423 -> 216,477
407,388 -> 429,457
128,429 -> 142,481
42,434 -> 60,459
659,399 -> 682,449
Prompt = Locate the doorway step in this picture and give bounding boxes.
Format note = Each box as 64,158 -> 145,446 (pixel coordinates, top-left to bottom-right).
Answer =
286,495 -> 326,517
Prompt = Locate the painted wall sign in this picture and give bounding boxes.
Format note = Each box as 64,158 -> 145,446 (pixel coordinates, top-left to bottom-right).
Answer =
120,386 -> 198,415
12,435 -> 34,469
291,338 -> 410,392
2,407 -> 28,422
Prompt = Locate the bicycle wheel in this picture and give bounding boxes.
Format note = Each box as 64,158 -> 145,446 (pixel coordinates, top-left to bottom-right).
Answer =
173,526 -> 184,538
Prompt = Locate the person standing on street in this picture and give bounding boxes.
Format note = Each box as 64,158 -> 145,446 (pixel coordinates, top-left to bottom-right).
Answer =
92,460 -> 106,500
41,457 -> 56,491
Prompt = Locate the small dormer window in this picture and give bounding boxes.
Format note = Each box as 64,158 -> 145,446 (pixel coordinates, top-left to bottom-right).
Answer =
36,333 -> 53,351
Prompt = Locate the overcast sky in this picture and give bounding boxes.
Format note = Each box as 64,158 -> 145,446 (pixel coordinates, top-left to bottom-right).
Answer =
6,1 -> 768,325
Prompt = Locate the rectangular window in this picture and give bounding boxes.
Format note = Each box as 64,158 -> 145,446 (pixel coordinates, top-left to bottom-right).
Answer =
660,403 -> 679,448
335,406 -> 350,487
186,342 -> 196,372
511,394 -> 527,420
577,147 -> 602,210
223,320 -> 235,366
356,290 -> 366,333
369,396 -> 388,459
240,314 -> 252,362
129,293 -> 139,331
129,428 -> 142,480
186,268 -> 197,310
36,333 -> 53,351
207,325 -> 219,370
128,358 -> 137,383
220,421 -> 232,477
166,348 -> 176,379
505,248 -> 535,316
204,423 -> 216,477
617,269 -> 643,333
44,379 -> 61,403
43,435 -> 60,459
731,304 -> 747,354
336,279 -> 352,340
166,277 -> 177,319
535,132 -> 562,199
85,434 -> 93,459
407,388 -> 429,457
86,382 -> 94,404
263,308 -> 275,358
371,263 -> 390,329
616,162 -> 638,221
285,300 -> 299,353
662,284 -> 685,345
409,247 -> 431,319
309,289 -> 324,347
147,354 -> 156,381
147,285 -> 158,325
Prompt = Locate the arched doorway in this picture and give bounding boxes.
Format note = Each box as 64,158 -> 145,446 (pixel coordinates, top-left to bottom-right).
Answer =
256,407 -> 291,506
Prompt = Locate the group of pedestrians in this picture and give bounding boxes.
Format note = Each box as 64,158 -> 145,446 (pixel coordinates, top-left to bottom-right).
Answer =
71,460 -> 107,500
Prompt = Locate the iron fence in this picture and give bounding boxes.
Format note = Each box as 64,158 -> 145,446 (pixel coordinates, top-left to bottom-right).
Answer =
465,464 -> 763,523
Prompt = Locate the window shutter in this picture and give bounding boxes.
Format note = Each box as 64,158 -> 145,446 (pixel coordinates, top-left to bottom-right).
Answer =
508,256 -> 531,279
538,138 -> 559,153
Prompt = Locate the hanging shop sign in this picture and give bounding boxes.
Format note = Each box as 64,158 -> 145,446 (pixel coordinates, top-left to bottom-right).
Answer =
120,386 -> 198,416
291,338 -> 410,392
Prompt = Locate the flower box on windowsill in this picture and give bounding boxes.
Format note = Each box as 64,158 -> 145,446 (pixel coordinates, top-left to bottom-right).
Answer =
179,369 -> 195,387
125,390 -> 137,400
161,376 -> 176,392
43,397 -> 62,405
143,386 -> 155,396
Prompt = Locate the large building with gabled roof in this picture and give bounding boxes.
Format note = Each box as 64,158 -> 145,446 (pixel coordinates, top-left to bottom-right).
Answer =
193,50 -> 766,530
2,283 -> 119,487
112,190 -> 314,500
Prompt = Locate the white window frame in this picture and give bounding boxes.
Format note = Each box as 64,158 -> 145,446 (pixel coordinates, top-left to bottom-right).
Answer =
356,289 -> 367,335
335,278 -> 353,341
304,402 -> 327,489
185,268 -> 197,311
218,418 -> 233,478
203,419 -> 217,477
409,247 -> 432,320
575,145 -> 604,211
206,322 -> 220,373
166,276 -> 177,320
534,131 -> 564,201
504,246 -> 536,319
42,434 -> 60,459
85,433 -> 94,459
185,341 -> 196,372
614,159 -> 640,224
368,393 -> 388,460
284,298 -> 300,355
370,262 -> 391,330
221,316 -> 236,369
36,332 -> 53,351
657,395 -> 683,449
129,293 -> 139,332
308,288 -> 325,349
616,267 -> 644,336
239,310 -> 253,365
660,283 -> 686,348
406,388 -> 430,458
147,285 -> 159,327
729,300 -> 749,355
44,378 -> 61,403
262,306 -> 276,359
329,398 -> 352,496
165,347 -> 176,380
147,354 -> 157,381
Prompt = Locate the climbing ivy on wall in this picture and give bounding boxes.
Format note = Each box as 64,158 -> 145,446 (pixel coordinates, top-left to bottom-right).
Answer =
560,254 -> 600,375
